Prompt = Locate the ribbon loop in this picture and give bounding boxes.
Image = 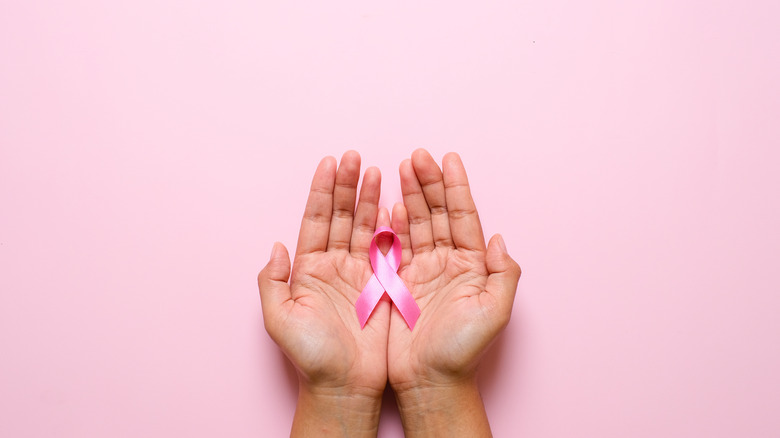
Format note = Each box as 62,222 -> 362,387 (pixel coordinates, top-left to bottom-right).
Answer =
355,226 -> 420,329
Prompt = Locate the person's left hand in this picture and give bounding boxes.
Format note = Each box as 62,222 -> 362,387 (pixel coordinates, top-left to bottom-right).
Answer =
386,150 -> 521,435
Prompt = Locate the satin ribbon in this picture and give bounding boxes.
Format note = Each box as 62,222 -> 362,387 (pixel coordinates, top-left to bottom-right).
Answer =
356,226 -> 420,330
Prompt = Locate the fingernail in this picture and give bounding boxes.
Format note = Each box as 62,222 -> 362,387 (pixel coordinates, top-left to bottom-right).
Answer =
497,234 -> 507,253
270,242 -> 279,260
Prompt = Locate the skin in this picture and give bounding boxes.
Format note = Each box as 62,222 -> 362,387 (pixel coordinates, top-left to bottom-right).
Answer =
257,149 -> 521,437
388,149 -> 522,437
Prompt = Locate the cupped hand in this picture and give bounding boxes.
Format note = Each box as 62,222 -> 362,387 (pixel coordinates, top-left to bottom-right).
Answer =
257,151 -> 391,399
387,149 -> 522,392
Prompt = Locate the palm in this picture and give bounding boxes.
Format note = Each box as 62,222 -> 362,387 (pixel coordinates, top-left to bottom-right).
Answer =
389,246 -> 500,384
282,251 -> 387,390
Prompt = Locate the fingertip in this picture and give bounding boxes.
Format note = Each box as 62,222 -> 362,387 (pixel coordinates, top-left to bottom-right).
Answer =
269,242 -> 291,273
391,201 -> 406,218
259,242 -> 291,287
364,166 -> 381,181
377,206 -> 391,227
399,159 -> 417,193
341,149 -> 361,165
443,151 -> 462,163
316,156 -> 338,179
486,234 -> 521,277
391,202 -> 408,230
337,151 -> 361,181
320,155 -> 337,168
399,158 -> 412,173
411,148 -> 438,173
412,148 -> 432,162
442,152 -> 465,173
357,167 -> 381,207
272,241 -> 289,258
487,234 -> 504,253
495,234 -> 507,253
442,152 -> 472,191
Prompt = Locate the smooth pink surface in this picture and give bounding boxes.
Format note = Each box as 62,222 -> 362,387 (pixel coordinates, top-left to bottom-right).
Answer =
2,1 -> 779,437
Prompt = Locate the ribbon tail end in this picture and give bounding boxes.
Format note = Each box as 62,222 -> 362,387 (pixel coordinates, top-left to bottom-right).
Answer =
402,306 -> 421,331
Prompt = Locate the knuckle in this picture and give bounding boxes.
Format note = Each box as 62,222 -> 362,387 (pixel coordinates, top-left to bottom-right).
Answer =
331,208 -> 353,219
353,222 -> 375,234
433,236 -> 453,247
443,181 -> 469,189
328,241 -> 350,251
448,207 -> 477,220
304,211 -> 331,223
408,215 -> 430,225
429,205 -> 448,216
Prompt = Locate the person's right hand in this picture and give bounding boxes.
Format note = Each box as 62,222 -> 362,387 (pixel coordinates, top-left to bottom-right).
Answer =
257,151 -> 391,437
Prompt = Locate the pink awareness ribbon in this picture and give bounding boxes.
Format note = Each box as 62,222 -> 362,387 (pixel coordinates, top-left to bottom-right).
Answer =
356,226 -> 420,330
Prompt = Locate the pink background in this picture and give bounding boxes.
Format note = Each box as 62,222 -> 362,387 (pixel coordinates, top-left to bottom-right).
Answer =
2,1 -> 779,437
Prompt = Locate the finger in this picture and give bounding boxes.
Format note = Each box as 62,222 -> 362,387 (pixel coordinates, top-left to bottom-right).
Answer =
296,156 -> 337,255
400,158 -> 434,253
392,202 -> 413,268
376,206 -> 392,254
257,242 -> 293,332
350,166 -> 381,260
484,234 -> 522,328
328,150 -> 361,251
442,152 -> 486,251
411,149 -> 453,248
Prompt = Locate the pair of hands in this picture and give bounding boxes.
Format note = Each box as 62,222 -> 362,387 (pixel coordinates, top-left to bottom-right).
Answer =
257,149 -> 521,437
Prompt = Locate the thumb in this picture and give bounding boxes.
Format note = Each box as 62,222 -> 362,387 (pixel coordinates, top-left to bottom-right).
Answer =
257,242 -> 292,326
484,234 -> 522,325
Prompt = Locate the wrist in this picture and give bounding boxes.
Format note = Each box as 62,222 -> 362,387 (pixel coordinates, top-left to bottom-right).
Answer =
393,374 -> 477,414
390,368 -> 475,395
291,382 -> 383,438
393,377 -> 492,438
